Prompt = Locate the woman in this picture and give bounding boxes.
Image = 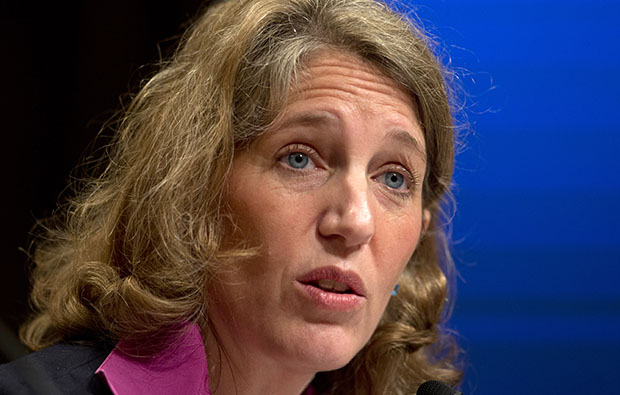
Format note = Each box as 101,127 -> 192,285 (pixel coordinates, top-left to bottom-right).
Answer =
1,0 -> 463,393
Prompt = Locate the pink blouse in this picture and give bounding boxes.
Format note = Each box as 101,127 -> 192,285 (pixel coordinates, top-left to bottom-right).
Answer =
96,324 -> 210,394
95,323 -> 316,394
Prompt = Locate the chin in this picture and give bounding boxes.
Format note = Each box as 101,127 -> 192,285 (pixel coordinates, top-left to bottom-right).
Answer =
319,354 -> 359,372
297,351 -> 356,373
290,326 -> 366,372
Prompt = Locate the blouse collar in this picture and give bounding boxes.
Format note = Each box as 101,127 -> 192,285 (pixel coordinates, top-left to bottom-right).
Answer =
96,323 -> 210,394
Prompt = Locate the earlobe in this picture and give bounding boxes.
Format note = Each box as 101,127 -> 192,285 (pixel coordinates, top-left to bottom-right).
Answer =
422,209 -> 431,234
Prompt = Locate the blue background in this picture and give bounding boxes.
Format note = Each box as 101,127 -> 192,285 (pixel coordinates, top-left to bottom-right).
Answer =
1,1 -> 618,392
404,1 -> 620,393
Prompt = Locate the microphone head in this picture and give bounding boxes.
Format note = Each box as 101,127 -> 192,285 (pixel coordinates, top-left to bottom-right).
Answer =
417,380 -> 462,395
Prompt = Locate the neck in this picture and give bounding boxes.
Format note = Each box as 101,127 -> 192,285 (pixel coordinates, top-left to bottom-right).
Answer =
203,323 -> 315,395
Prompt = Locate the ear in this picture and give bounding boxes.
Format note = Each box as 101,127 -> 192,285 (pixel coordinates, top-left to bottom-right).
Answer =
422,209 -> 431,234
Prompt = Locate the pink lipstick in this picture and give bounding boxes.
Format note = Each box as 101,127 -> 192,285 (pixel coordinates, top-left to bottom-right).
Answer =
296,266 -> 367,312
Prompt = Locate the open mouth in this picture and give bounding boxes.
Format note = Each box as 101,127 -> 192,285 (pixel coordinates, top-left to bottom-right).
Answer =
296,266 -> 366,311
296,266 -> 366,299
304,279 -> 354,294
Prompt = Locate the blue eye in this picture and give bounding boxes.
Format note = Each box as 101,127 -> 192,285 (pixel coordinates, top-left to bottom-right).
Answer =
287,152 -> 309,169
384,171 -> 405,189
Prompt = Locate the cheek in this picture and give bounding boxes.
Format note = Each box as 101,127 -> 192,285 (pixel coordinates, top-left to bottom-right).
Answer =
227,179 -> 313,258
375,215 -> 422,278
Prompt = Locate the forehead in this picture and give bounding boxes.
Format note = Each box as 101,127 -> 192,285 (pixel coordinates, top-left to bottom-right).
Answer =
272,50 -> 425,158
290,50 -> 416,116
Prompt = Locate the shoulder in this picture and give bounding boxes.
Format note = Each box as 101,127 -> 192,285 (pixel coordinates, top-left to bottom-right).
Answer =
0,343 -> 112,395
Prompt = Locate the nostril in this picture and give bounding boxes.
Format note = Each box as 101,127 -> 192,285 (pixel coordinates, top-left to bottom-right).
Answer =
317,178 -> 375,249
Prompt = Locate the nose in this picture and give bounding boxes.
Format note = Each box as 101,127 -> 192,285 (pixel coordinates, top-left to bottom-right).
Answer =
317,171 -> 375,250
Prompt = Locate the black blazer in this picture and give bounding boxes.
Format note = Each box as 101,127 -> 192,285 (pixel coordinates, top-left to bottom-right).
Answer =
0,343 -> 112,395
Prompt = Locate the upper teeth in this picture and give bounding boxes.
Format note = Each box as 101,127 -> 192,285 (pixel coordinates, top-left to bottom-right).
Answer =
317,279 -> 350,292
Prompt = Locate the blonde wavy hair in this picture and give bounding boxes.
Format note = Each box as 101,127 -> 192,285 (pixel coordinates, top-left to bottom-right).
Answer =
21,0 -> 463,393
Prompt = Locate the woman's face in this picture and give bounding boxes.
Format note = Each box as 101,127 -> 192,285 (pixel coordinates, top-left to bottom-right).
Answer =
208,50 -> 429,375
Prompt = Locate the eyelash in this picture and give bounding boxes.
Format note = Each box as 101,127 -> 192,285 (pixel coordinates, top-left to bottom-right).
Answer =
277,144 -> 321,173
277,143 -> 420,197
376,164 -> 419,199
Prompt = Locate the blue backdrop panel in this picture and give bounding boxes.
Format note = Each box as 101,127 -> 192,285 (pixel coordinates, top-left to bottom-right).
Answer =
403,1 -> 620,393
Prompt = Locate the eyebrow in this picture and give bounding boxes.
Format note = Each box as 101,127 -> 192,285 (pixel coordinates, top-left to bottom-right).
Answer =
277,111 -> 426,161
277,111 -> 339,130
386,129 -> 427,163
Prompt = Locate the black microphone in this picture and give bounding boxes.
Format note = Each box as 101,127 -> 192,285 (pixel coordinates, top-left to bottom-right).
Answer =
417,380 -> 462,395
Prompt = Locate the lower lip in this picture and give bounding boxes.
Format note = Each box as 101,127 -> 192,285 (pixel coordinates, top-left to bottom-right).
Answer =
296,282 -> 365,312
